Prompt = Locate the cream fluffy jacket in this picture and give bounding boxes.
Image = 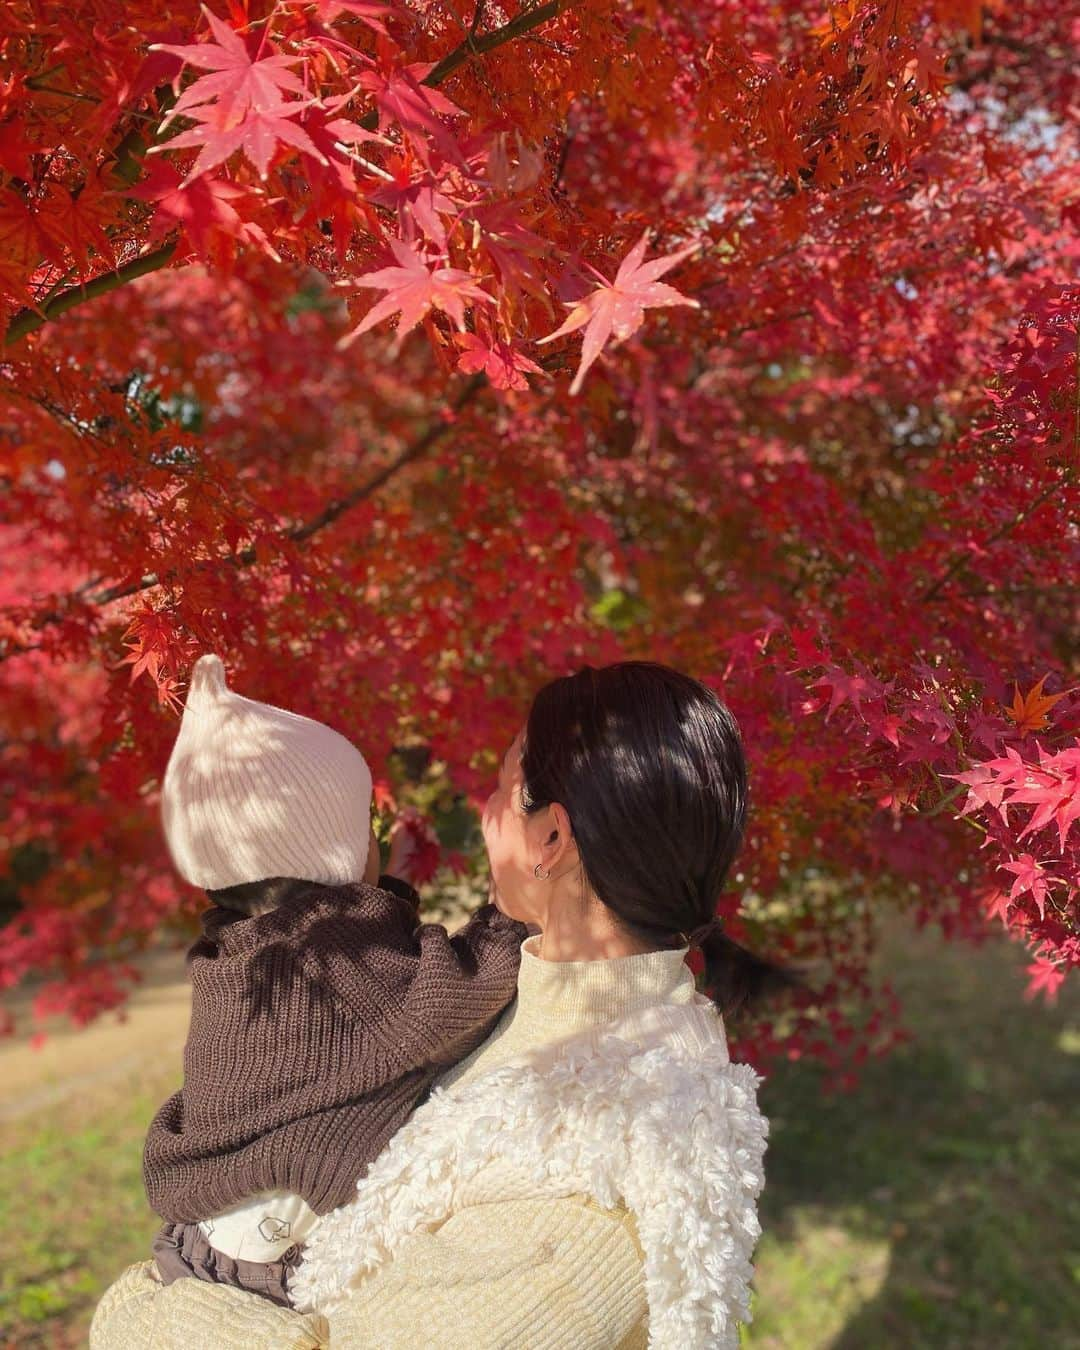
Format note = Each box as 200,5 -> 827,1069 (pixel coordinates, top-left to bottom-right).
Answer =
91,941 -> 769,1349
295,996 -> 768,1347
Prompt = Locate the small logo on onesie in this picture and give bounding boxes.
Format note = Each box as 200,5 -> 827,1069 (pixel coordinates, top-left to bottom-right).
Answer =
258,1216 -> 292,1243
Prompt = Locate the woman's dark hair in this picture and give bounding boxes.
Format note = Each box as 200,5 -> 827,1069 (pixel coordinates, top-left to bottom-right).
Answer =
520,661 -> 804,1017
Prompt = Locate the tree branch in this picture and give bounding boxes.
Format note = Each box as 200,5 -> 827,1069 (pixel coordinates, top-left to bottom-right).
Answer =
2,1 -> 574,348
2,348 -> 573,659
3,240 -> 180,347
425,0 -> 569,84
918,464 -> 1076,604
287,375 -> 486,545
956,581 -> 1079,599
0,374 -> 489,661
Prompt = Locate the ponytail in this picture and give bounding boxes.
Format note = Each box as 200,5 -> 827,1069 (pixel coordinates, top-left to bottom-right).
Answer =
694,926 -> 808,1017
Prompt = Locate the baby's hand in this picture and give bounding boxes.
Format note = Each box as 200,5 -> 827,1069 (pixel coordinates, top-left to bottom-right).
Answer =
385,817 -> 418,883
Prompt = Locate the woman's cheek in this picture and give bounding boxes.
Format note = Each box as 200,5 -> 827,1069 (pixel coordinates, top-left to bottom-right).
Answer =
480,801 -> 502,873
480,789 -> 497,837
480,792 -> 498,855
481,792 -> 519,887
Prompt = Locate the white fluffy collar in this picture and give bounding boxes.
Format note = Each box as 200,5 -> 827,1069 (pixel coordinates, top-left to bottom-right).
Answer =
290,1000 -> 768,1349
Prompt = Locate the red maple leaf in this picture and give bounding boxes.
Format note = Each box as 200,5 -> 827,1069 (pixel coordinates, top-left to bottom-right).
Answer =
1024,952 -> 1066,1003
337,238 -> 494,350
149,94 -> 328,182
33,175 -> 118,278
983,887 -> 1013,929
807,663 -> 887,722
119,609 -> 184,710
468,202 -> 552,311
130,161 -> 281,262
786,624 -> 831,670
150,5 -> 308,127
0,183 -> 71,302
454,332 -> 542,391
0,118 -> 35,179
292,0 -> 407,35
146,7 -> 328,183
389,806 -> 441,885
942,746 -> 1026,824
536,231 -> 701,394
369,167 -> 460,249
1008,743 -> 1080,854
998,852 -> 1053,918
357,60 -> 466,166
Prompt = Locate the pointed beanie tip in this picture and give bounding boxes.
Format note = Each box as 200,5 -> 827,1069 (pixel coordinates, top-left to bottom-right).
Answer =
186,653 -> 230,704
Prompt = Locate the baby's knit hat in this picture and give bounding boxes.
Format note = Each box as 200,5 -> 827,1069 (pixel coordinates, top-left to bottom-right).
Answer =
161,654 -> 373,891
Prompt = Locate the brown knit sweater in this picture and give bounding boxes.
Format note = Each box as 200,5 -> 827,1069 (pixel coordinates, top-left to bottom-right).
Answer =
143,877 -> 529,1223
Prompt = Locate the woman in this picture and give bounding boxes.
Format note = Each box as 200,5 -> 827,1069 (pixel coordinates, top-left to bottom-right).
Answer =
92,661 -> 797,1348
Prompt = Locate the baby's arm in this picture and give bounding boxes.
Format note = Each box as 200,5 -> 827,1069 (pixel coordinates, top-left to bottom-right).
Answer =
395,901 -> 529,1068
292,881 -> 526,1072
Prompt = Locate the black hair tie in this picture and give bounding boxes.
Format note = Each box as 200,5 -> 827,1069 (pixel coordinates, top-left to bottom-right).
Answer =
687,915 -> 723,948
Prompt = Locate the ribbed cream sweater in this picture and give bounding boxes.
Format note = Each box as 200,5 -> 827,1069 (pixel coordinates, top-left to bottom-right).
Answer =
436,930 -> 697,1091
91,935 -> 711,1350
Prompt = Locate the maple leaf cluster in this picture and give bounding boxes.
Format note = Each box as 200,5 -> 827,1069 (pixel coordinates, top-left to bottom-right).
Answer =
0,0 -> 1077,1082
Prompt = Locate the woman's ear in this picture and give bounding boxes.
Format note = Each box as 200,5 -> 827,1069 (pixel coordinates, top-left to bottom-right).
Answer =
542,802 -> 574,868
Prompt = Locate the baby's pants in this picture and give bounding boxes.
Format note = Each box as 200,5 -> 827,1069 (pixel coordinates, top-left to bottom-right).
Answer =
152,1220 -> 304,1308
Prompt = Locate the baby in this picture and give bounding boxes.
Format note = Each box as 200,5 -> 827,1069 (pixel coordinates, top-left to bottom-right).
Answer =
142,655 -> 528,1308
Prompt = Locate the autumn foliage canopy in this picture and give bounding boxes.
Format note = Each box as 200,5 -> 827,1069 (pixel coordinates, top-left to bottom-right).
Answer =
0,0 -> 1077,1080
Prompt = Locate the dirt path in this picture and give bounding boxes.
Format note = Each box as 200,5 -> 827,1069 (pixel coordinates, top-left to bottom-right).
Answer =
1,944 -> 192,1122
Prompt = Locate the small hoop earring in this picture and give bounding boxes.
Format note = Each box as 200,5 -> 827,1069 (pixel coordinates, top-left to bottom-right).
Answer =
533,863 -> 551,880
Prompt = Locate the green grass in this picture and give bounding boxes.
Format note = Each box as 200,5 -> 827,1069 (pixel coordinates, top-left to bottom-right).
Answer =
743,915 -> 1080,1349
1,914 -> 1077,1348
0,1070 -> 179,1348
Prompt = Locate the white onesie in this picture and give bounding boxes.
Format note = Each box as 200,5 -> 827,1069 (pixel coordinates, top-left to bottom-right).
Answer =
198,1189 -> 321,1262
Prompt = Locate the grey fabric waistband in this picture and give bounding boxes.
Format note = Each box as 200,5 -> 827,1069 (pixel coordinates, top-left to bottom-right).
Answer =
152,1219 -> 304,1309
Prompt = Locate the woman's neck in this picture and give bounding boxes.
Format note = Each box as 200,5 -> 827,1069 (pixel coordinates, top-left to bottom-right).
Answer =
514,933 -> 695,1025
530,907 -> 677,962
434,930 -> 697,1096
